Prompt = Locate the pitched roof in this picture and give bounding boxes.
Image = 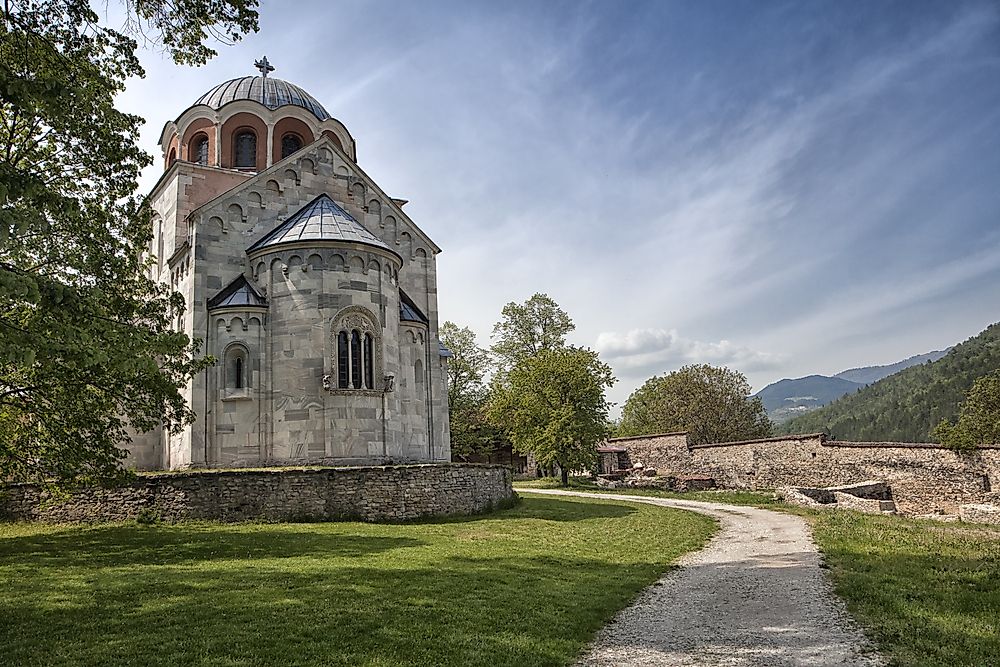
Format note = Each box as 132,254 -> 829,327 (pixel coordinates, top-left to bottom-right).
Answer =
399,289 -> 429,324
207,275 -> 267,309
247,194 -> 394,254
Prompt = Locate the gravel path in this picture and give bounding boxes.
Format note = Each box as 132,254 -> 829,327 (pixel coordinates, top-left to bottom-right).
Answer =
523,489 -> 884,667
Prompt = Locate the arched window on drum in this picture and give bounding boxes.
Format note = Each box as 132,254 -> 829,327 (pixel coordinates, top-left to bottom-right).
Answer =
332,309 -> 380,391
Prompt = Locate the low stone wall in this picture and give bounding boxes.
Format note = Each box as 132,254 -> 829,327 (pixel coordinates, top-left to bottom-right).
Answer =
609,432 -> 1000,516
0,464 -> 515,523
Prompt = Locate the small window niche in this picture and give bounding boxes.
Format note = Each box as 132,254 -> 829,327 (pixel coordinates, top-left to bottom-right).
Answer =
222,344 -> 252,400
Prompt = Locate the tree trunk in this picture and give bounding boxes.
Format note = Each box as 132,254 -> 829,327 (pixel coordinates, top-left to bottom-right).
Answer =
560,465 -> 568,487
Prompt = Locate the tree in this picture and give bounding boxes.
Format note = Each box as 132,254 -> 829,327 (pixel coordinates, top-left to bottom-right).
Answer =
440,321 -> 502,459
0,1 -> 258,486
618,364 -> 772,445
490,293 -> 574,370
489,347 -> 615,486
933,370 -> 1000,451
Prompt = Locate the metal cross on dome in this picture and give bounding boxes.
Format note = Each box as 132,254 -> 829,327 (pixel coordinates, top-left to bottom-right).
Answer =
254,56 -> 275,78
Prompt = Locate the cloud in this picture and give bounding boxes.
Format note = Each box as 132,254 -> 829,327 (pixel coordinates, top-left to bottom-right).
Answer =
595,328 -> 784,379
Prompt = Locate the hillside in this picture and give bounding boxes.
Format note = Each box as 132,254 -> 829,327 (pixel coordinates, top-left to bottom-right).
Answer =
834,349 -> 949,385
756,375 -> 863,423
780,322 -> 1000,441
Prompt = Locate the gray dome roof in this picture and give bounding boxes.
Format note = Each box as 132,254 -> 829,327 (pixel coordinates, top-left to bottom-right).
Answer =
194,76 -> 331,120
247,194 -> 395,255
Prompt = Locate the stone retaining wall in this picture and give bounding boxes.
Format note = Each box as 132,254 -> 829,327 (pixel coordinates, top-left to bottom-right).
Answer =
608,433 -> 1000,515
0,464 -> 515,523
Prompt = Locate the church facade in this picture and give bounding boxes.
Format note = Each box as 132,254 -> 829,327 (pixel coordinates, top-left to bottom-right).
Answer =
126,62 -> 451,469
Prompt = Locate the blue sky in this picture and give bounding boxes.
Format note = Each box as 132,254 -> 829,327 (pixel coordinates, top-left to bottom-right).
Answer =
116,0 -> 1000,411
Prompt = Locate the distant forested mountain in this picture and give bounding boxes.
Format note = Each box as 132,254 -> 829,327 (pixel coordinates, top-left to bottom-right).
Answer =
755,349 -> 949,424
834,349 -> 949,385
756,375 -> 863,423
780,322 -> 1000,442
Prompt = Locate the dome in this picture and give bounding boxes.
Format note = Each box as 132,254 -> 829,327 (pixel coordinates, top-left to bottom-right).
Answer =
194,75 -> 331,121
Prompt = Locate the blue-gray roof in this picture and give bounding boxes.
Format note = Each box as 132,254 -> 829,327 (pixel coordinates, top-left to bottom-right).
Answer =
194,76 -> 330,121
400,289 -> 428,324
207,275 -> 267,310
247,194 -> 394,254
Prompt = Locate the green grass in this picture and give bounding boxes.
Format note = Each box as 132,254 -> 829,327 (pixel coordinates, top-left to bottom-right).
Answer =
0,495 -> 715,667
518,476 -> 1000,666
810,511 -> 1000,667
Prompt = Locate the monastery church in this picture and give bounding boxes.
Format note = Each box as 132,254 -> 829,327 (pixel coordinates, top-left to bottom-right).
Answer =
126,59 -> 451,469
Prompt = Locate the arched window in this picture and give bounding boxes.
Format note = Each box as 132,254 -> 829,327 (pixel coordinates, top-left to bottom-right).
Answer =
364,334 -> 374,390
167,147 -> 177,166
351,330 -> 362,389
414,358 -> 424,386
337,331 -> 349,389
234,130 -> 257,168
332,308 -> 380,392
281,133 -> 303,159
224,345 -> 250,392
193,134 -> 209,165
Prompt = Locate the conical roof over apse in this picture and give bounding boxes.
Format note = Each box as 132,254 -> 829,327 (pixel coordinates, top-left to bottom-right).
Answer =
247,194 -> 394,255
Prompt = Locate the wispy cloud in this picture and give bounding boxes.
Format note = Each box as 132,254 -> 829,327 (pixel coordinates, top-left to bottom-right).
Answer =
595,328 -> 784,379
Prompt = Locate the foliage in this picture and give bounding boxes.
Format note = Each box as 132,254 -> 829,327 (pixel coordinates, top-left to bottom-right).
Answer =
0,496 -> 715,667
618,364 -> 772,444
490,293 -> 574,371
0,0 -> 258,486
489,347 -> 615,484
932,370 -> 1000,451
782,322 -> 1000,442
810,510 -> 1000,667
440,321 -> 503,459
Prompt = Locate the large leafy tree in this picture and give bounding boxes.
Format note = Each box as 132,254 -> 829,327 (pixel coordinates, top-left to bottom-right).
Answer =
619,364 -> 772,445
489,347 -> 614,486
440,320 -> 502,459
0,0 -> 258,486
490,293 -> 574,371
933,370 -> 1000,451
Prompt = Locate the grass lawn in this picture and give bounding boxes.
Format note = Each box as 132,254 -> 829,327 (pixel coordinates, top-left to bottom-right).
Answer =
812,511 -> 1000,667
518,476 -> 1000,666
0,495 -> 714,667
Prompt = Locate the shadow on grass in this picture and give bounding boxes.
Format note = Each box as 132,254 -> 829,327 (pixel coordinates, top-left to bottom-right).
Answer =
0,497 -> 680,667
0,525 -> 425,567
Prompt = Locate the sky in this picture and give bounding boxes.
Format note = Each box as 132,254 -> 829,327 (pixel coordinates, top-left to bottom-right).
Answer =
114,0 -> 1000,414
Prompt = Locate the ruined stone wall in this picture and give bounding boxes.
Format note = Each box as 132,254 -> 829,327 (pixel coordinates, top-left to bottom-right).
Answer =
0,464 -> 514,524
612,433 -> 1000,515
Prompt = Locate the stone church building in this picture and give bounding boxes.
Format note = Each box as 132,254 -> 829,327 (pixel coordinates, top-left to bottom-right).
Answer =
126,61 -> 451,469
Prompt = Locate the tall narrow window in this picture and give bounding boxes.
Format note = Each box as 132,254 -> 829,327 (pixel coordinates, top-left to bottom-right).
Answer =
225,345 -> 249,392
364,334 -> 374,389
351,330 -> 362,389
337,331 -> 349,389
234,130 -> 257,168
193,135 -> 209,165
281,133 -> 303,159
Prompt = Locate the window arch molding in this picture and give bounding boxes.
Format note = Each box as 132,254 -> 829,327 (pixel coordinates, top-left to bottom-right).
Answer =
222,342 -> 252,396
328,306 -> 382,394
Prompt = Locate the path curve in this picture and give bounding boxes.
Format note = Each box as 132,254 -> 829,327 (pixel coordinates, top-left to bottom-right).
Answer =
522,489 -> 884,667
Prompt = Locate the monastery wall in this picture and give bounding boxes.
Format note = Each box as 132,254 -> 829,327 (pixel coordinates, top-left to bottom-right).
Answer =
610,433 -> 1000,515
0,464 -> 514,524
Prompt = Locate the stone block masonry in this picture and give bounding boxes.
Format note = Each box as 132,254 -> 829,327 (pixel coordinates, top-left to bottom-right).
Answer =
0,464 -> 514,523
607,432 -> 1000,516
